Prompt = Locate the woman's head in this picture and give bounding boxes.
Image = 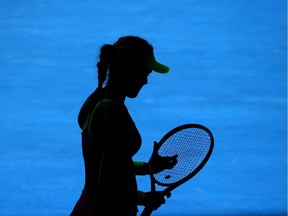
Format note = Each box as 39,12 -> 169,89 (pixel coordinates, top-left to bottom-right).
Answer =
96,36 -> 169,97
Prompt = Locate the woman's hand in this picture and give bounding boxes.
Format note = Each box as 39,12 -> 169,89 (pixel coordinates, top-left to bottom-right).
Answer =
149,141 -> 178,174
143,191 -> 167,210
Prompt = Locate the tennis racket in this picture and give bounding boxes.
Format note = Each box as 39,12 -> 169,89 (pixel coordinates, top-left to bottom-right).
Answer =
141,123 -> 214,216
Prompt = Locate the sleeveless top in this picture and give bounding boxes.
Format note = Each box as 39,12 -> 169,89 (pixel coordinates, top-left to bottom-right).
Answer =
80,97 -> 142,214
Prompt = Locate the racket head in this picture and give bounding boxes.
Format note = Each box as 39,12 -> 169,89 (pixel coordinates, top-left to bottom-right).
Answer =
151,123 -> 214,188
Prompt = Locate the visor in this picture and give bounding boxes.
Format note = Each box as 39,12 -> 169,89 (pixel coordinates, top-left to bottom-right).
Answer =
145,54 -> 170,73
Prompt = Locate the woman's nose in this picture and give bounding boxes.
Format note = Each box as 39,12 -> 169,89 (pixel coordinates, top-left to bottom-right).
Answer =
144,76 -> 148,85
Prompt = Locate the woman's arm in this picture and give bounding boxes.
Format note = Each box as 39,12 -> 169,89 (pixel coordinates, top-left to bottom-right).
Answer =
133,161 -> 149,175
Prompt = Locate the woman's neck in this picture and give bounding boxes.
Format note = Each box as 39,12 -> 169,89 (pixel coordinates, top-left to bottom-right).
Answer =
102,83 -> 126,104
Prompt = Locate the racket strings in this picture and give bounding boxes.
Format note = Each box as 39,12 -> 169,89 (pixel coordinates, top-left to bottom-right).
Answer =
154,128 -> 212,185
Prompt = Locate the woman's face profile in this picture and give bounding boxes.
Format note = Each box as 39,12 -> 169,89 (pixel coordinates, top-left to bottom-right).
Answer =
125,65 -> 152,98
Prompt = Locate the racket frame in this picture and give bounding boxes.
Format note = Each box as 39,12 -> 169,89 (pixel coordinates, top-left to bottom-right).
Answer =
153,123 -> 214,192
141,123 -> 214,216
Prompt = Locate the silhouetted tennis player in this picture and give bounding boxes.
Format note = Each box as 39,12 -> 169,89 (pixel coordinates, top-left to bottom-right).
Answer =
70,36 -> 177,216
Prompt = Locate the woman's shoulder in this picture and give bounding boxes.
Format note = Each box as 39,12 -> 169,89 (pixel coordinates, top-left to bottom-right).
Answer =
95,98 -> 118,109
87,98 -> 128,130
92,98 -> 126,118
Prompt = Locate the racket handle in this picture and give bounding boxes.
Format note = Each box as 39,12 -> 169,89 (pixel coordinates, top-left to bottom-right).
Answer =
140,207 -> 153,216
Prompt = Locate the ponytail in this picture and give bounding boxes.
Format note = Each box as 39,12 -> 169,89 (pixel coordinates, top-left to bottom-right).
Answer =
96,44 -> 117,89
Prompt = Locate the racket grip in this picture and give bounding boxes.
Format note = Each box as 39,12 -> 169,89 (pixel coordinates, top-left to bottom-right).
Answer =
140,207 -> 153,216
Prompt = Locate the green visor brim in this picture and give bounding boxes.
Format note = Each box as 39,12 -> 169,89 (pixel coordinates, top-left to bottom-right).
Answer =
145,54 -> 170,73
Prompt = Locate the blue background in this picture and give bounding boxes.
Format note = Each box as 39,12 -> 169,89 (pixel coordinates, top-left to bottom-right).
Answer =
0,0 -> 286,215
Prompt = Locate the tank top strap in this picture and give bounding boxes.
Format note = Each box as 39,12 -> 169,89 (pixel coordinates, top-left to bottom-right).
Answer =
82,98 -> 116,131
